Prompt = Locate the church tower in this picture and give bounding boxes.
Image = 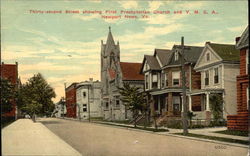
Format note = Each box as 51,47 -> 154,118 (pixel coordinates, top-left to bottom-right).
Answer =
101,27 -> 120,95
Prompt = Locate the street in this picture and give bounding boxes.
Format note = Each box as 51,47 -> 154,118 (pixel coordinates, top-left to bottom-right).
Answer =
39,118 -> 248,156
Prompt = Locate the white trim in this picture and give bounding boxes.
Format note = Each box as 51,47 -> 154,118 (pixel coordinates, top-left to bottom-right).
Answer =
194,43 -> 223,70
156,55 -> 163,67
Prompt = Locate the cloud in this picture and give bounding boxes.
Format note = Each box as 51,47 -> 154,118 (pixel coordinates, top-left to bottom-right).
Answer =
119,1 -> 138,9
148,1 -> 163,11
18,28 -> 60,45
19,62 -> 83,72
227,26 -> 245,33
73,14 -> 100,21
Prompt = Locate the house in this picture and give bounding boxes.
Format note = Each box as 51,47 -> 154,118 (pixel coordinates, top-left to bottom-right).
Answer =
53,99 -> 66,118
194,42 -> 240,123
76,78 -> 102,120
101,27 -> 144,121
141,46 -> 203,124
227,26 -> 249,131
66,82 -> 78,118
0,62 -> 19,119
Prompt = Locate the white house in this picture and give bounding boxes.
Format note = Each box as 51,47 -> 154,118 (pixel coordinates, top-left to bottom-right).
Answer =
193,42 -> 240,121
76,78 -> 102,120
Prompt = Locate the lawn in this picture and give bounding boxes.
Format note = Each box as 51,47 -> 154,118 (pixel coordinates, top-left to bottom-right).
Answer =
175,133 -> 249,145
94,121 -> 168,132
214,130 -> 249,137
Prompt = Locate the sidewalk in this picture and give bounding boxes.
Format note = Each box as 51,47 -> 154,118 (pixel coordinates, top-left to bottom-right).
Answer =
2,119 -> 82,156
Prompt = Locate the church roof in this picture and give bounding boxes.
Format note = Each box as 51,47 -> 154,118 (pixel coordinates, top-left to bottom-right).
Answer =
120,62 -> 144,81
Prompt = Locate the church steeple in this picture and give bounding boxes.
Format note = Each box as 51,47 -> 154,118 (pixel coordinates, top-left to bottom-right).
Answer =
106,26 -> 115,47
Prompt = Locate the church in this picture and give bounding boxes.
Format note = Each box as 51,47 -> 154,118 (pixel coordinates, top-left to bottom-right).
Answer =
101,27 -> 144,121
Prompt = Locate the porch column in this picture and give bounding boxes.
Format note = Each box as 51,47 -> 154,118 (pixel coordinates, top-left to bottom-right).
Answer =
205,93 -> 210,111
181,96 -> 183,112
188,95 -> 192,112
158,96 -> 161,112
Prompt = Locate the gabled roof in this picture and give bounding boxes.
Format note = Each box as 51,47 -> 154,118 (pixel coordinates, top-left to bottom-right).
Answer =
120,62 -> 144,81
144,55 -> 161,70
236,26 -> 249,49
168,45 -> 204,66
154,49 -> 172,66
208,42 -> 240,61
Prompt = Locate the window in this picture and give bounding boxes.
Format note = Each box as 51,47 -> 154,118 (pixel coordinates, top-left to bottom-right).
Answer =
165,73 -> 168,87
116,100 -> 120,107
83,104 -> 87,112
206,53 -> 210,61
172,71 -> 180,86
161,73 -> 165,88
105,102 -> 109,109
205,71 -> 209,86
82,91 -> 86,98
214,68 -> 219,84
174,50 -> 179,61
145,75 -> 149,89
152,74 -> 158,89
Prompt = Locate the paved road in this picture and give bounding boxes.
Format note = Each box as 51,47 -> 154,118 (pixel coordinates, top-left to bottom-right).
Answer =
39,118 -> 248,156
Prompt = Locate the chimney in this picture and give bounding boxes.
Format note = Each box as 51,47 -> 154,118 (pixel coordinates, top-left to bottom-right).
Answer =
235,37 -> 241,44
89,78 -> 93,82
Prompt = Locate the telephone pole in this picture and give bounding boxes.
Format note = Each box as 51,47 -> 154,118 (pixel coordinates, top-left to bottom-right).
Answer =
180,36 -> 189,135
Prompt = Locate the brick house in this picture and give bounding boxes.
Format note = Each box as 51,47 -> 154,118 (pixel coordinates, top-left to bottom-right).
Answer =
141,46 -> 203,124
194,42 -> 240,123
66,82 -> 78,118
0,62 -> 19,119
101,27 -> 144,121
227,26 -> 249,131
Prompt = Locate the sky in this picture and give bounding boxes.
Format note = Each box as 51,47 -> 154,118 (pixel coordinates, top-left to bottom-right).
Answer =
1,0 -> 248,102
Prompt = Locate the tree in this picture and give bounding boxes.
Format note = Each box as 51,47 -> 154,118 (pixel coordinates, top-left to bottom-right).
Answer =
118,83 -> 146,128
17,73 -> 56,121
209,94 -> 223,125
1,78 -> 16,114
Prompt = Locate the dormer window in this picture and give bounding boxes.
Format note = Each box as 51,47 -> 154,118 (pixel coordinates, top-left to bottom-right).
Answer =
174,50 -> 179,61
206,52 -> 210,61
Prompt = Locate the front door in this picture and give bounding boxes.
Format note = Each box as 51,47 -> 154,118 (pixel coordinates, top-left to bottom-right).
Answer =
173,96 -> 181,116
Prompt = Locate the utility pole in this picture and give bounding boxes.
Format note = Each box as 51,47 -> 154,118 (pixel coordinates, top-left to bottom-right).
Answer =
63,83 -> 66,119
88,85 -> 90,122
180,36 -> 189,135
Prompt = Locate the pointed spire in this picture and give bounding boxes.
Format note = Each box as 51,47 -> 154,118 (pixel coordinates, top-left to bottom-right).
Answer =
106,26 -> 115,48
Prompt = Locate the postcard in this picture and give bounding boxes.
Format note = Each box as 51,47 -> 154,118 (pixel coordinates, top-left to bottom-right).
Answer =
1,0 -> 249,156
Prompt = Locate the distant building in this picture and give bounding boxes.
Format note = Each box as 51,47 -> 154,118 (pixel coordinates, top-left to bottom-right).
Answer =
53,99 -> 66,118
76,78 -> 102,120
66,83 -> 78,118
101,27 -> 144,121
227,26 -> 249,131
0,62 -> 19,119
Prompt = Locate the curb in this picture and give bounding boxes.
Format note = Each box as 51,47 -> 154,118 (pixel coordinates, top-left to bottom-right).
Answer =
57,117 -> 249,149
